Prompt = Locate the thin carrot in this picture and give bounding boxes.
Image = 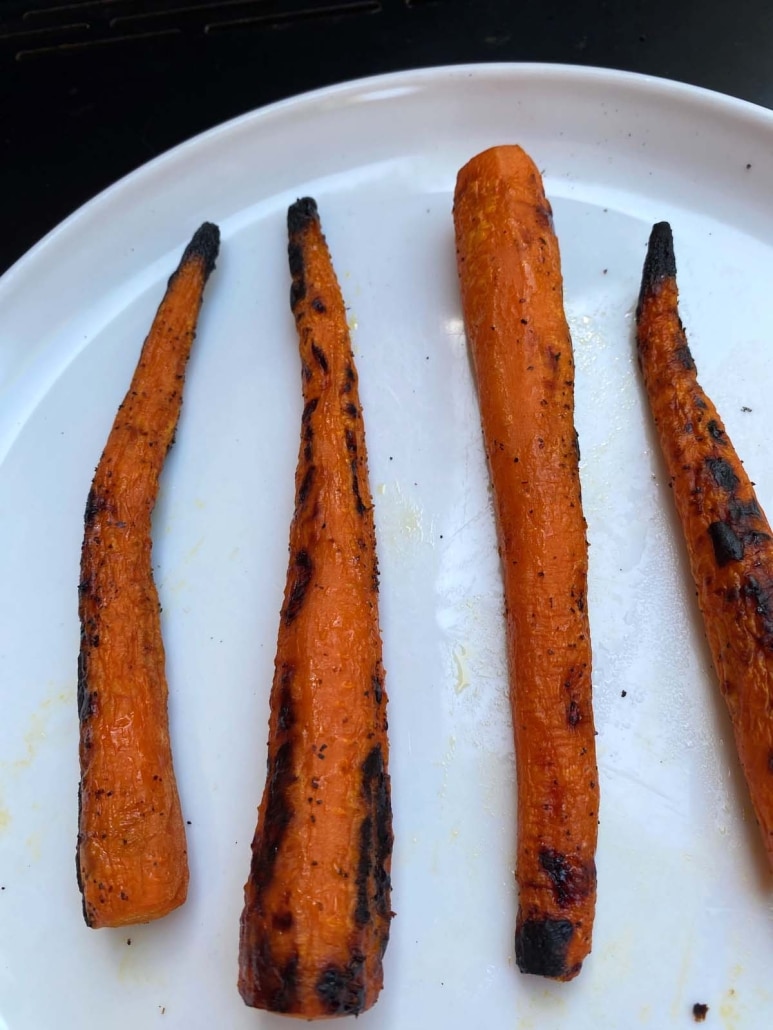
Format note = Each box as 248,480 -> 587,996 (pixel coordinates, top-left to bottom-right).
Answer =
636,221 -> 773,868
453,146 -> 599,981
238,198 -> 392,1019
77,222 -> 220,928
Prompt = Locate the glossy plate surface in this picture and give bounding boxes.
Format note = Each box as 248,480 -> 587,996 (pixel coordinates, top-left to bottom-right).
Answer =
1,64 -> 773,1029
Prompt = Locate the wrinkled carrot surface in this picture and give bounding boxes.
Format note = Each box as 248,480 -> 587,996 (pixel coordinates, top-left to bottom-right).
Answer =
637,221 -> 773,868
77,223 -> 220,928
453,146 -> 598,980
238,198 -> 392,1019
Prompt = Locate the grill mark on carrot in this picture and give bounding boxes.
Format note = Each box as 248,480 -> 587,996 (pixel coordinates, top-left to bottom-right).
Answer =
706,457 -> 739,492
315,954 -> 367,1016
636,220 -> 773,868
76,222 -> 219,929
709,521 -> 745,565
282,550 -> 313,624
311,342 -> 329,373
277,665 -> 296,731
355,745 -> 392,929
296,465 -> 316,509
341,364 -> 356,396
238,198 -> 392,1018
539,848 -> 595,908
454,145 -> 598,981
244,742 -> 297,918
351,460 -> 368,515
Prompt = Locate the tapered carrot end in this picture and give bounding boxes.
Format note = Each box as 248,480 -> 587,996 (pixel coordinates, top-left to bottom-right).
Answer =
288,197 -> 320,235
637,221 -> 676,315
180,221 -> 221,278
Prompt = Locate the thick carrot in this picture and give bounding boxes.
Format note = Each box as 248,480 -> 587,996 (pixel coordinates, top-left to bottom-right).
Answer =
238,198 -> 392,1019
453,146 -> 598,981
77,222 -> 220,928
636,221 -> 773,868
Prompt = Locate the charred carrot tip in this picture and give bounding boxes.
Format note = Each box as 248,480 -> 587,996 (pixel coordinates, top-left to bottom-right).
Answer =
288,197 -> 320,235
180,221 -> 221,277
515,918 -> 576,979
637,221 -> 676,312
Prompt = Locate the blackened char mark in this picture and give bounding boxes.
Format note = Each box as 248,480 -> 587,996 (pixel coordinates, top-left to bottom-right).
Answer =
179,222 -> 221,280
355,816 -> 374,927
301,396 -> 319,463
302,413 -> 316,462
311,342 -> 329,373
282,550 -> 313,624
728,496 -> 762,522
246,740 -> 296,898
239,934 -> 299,1013
355,746 -> 393,929
675,342 -> 696,372
341,364 -> 355,395
344,400 -> 368,513
84,486 -> 109,527
515,917 -> 576,978
75,792 -> 90,925
288,239 -> 306,311
539,848 -> 596,908
741,576 -> 773,649
372,668 -> 384,705
706,457 -> 740,493
286,198 -> 320,309
287,197 -> 319,235
708,521 -> 745,566
296,464 -> 315,509
77,649 -> 91,722
277,663 -> 296,732
533,201 -> 555,232
636,221 -> 676,319
567,699 -> 581,727
351,460 -> 368,516
316,952 -> 366,1016
301,397 -> 319,426
707,419 -> 726,442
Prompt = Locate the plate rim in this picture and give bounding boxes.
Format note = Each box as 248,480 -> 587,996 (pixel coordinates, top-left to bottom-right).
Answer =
3,61 -> 773,295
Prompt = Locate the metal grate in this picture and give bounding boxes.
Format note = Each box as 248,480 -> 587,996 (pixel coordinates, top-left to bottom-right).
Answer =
0,0 -> 387,58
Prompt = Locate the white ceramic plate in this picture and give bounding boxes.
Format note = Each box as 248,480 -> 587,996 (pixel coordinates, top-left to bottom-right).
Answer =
1,64 -> 773,1029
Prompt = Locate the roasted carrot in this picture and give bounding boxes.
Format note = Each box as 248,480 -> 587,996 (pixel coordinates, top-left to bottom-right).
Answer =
238,198 -> 392,1019
636,221 -> 773,868
77,222 -> 220,928
453,146 -> 598,981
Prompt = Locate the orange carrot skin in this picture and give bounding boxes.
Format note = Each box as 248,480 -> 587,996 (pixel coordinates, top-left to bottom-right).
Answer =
238,199 -> 392,1019
637,222 -> 773,867
454,146 -> 598,981
77,224 -> 220,928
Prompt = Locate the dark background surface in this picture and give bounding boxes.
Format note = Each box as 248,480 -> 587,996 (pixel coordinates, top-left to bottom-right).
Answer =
2,0 -> 773,275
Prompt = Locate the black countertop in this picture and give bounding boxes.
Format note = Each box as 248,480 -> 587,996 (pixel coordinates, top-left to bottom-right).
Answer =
2,0 -> 772,275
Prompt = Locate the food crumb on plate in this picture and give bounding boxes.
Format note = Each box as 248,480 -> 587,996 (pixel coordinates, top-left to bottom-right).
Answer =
692,1002 -> 709,1022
